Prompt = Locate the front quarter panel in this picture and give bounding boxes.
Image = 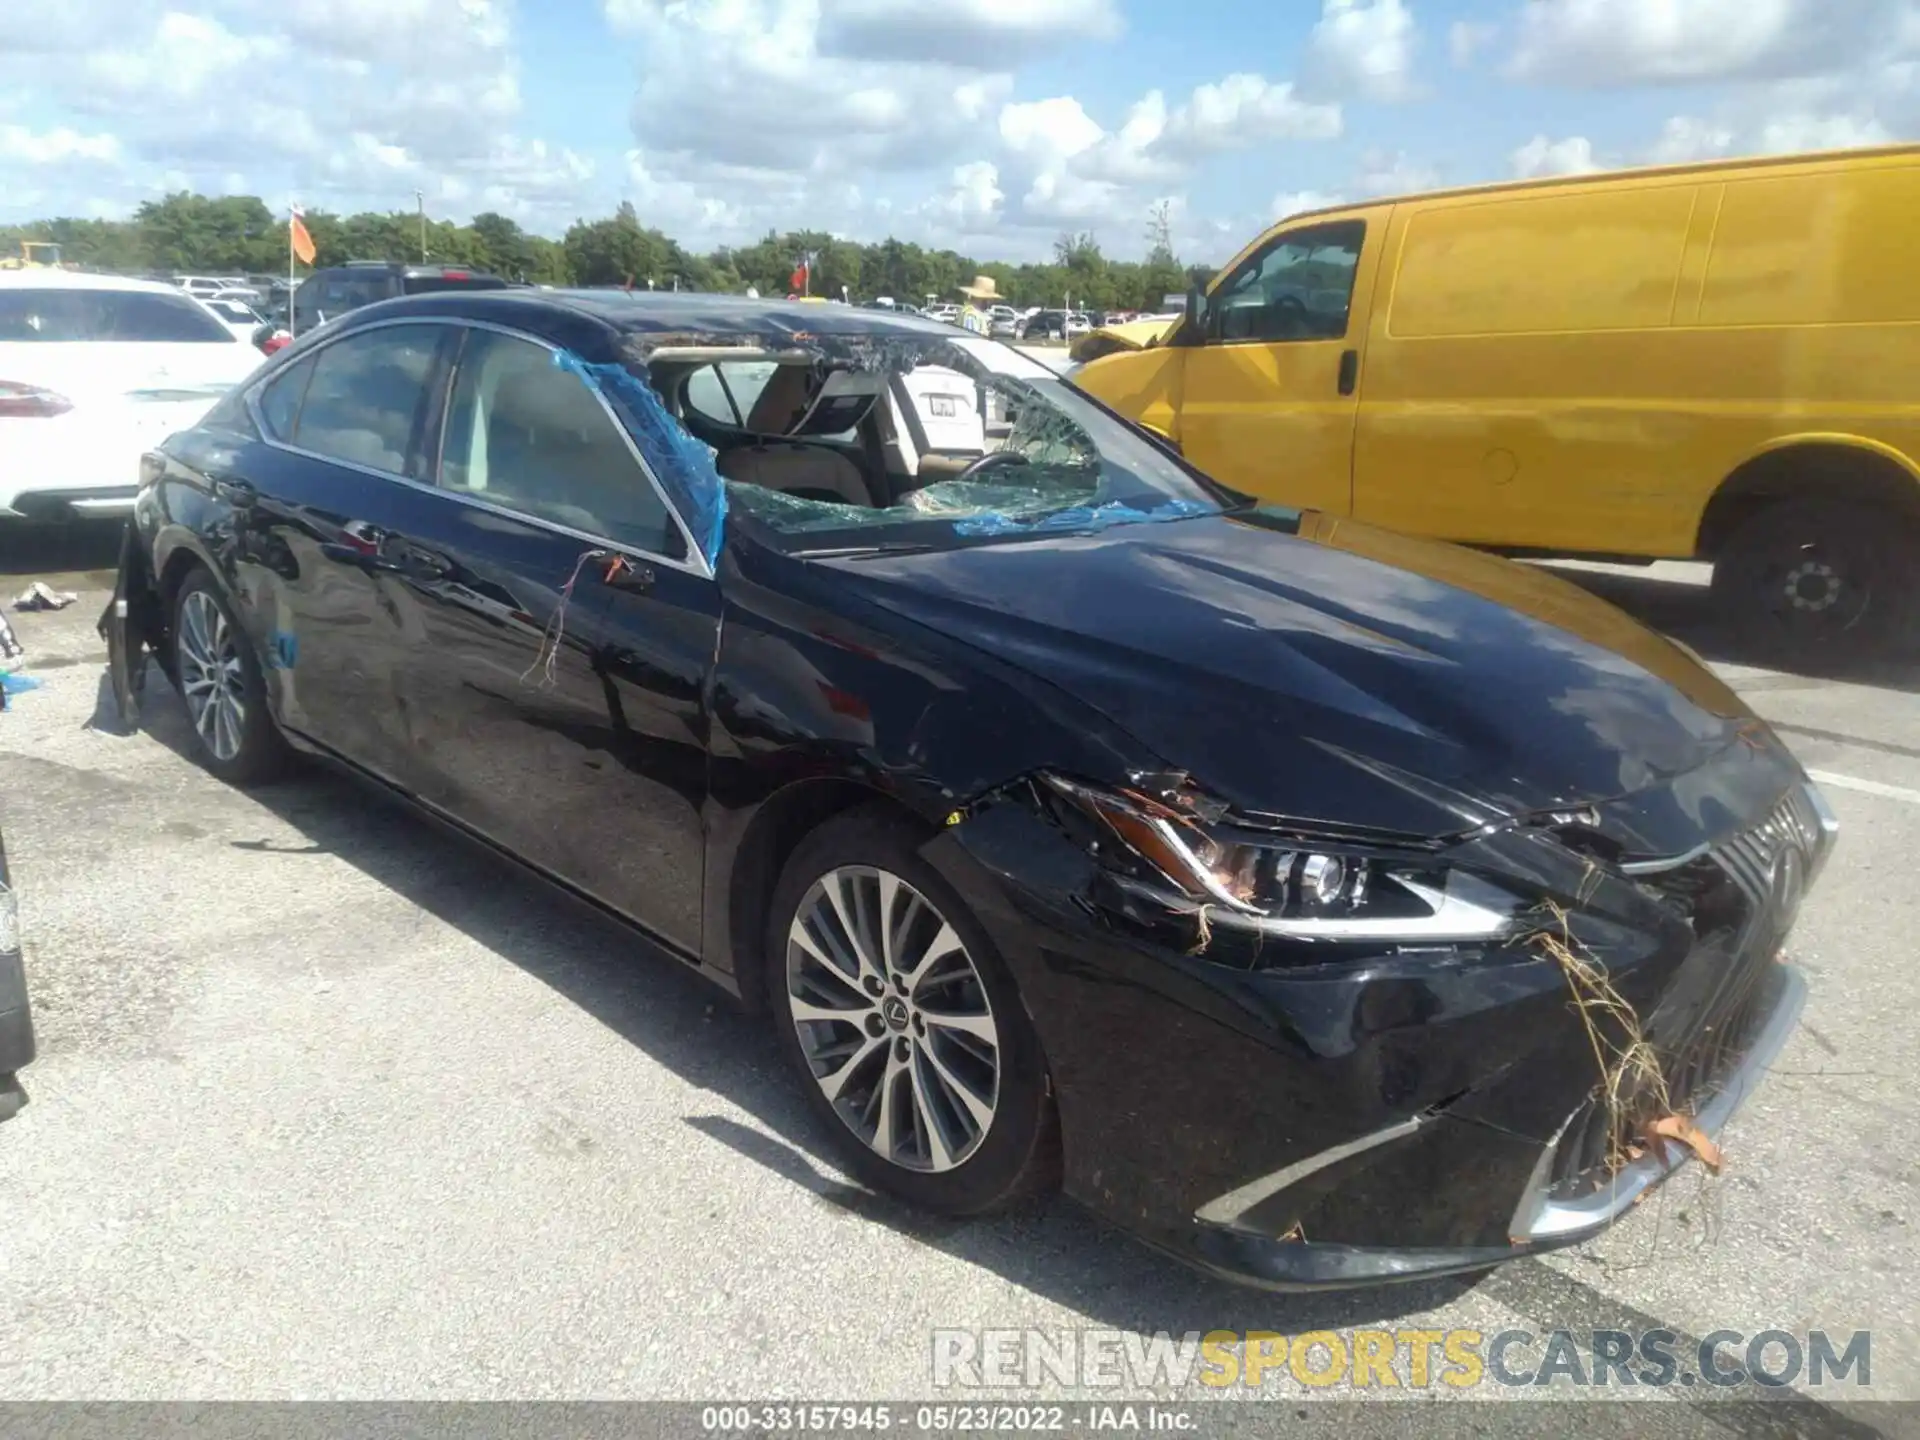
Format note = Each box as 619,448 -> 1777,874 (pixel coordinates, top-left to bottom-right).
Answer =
701,536 -> 1170,990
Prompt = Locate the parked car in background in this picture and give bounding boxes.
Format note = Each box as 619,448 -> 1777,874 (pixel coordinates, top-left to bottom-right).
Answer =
1064,313 -> 1092,338
201,295 -> 268,344
1073,143 -> 1920,660
1022,309 -> 1070,341
0,819 -> 36,1124
290,261 -> 510,334
986,304 -> 1020,338
0,271 -> 263,521
111,289 -> 1833,1291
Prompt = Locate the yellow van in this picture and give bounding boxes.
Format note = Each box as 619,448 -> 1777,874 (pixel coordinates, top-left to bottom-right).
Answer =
1071,145 -> 1920,658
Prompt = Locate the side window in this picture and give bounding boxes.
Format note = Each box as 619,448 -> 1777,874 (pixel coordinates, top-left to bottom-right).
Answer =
1212,220 -> 1365,344
683,364 -> 743,427
291,325 -> 443,476
257,355 -> 315,440
684,361 -> 780,430
438,328 -> 685,559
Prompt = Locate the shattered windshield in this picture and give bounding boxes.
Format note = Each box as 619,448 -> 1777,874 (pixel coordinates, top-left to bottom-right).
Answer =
623,329 -> 1225,555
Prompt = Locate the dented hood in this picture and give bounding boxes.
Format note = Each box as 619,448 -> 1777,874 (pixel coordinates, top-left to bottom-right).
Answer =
819,508 -> 1753,837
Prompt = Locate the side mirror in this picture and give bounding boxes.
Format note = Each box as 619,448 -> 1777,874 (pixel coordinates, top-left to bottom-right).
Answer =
1170,280 -> 1210,348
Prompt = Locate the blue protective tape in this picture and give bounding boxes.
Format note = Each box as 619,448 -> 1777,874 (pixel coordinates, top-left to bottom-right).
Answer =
2,672 -> 43,695
952,497 -> 1213,538
553,349 -> 728,567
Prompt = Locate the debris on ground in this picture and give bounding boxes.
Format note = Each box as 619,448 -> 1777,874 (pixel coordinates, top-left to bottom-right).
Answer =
1644,1114 -> 1725,1174
13,583 -> 77,612
0,610 -> 21,666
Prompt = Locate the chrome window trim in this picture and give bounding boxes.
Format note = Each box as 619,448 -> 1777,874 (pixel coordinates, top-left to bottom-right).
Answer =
241,312 -> 712,580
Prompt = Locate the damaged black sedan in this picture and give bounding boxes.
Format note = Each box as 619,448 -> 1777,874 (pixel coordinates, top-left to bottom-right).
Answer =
104,291 -> 1835,1289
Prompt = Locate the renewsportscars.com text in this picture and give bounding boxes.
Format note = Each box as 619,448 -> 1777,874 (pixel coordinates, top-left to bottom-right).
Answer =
930,1328 -> 1872,1391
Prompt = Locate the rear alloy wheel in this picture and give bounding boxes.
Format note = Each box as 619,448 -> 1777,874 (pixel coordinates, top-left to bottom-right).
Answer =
769,810 -> 1056,1214
171,569 -> 291,786
1711,500 -> 1918,663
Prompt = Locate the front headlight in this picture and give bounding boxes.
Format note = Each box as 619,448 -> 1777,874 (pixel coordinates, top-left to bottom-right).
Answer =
1041,774 -> 1522,944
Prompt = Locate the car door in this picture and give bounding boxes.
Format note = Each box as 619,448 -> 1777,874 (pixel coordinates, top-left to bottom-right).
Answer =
1175,217 -> 1376,515
388,323 -> 720,955
235,320 -> 458,787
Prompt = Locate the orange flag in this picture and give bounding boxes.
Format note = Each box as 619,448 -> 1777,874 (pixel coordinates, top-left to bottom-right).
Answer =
290,209 -> 316,266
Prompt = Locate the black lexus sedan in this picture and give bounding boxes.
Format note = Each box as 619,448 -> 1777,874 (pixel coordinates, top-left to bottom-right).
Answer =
103,290 -> 1836,1290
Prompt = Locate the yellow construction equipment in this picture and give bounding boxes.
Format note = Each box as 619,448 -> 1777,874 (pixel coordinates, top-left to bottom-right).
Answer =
0,241 -> 66,270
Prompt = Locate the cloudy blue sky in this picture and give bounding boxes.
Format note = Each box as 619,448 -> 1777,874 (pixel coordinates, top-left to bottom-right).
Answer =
2,1 -> 1915,261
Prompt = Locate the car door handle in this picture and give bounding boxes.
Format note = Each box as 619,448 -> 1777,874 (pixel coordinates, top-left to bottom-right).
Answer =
214,477 -> 258,507
391,543 -> 454,581
600,558 -> 656,594
319,541 -> 402,573
1336,349 -> 1359,397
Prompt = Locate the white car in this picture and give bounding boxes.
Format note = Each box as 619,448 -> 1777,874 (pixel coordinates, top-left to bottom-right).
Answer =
0,272 -> 264,521
200,294 -> 267,343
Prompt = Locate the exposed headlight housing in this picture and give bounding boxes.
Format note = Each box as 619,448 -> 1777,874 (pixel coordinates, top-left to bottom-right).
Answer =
1041,774 -> 1522,945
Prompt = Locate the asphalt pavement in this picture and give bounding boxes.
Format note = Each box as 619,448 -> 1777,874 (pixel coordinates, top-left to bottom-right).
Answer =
0,522 -> 1914,1421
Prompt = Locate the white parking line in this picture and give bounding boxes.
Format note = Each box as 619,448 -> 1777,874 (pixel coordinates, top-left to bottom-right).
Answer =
1808,769 -> 1920,806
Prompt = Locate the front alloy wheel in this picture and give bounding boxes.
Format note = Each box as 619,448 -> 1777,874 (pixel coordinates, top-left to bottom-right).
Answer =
768,808 -> 1056,1215
787,865 -> 1000,1173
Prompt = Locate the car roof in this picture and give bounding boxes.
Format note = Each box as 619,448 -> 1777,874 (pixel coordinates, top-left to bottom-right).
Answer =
365,287 -> 965,341
0,270 -> 200,295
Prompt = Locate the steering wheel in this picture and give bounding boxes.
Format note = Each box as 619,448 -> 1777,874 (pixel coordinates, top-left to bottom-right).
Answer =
1264,293 -> 1315,337
955,450 -> 1031,483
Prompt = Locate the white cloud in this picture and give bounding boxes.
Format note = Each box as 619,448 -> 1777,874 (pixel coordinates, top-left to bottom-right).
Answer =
1449,20 -> 1498,66
1754,112 -> 1894,152
0,123 -> 123,165
1301,0 -> 1420,102
1644,116 -> 1736,165
0,0 -> 594,226
1510,133 -> 1601,178
992,76 -> 1342,234
815,0 -> 1123,63
1353,148 -> 1439,196
1272,188 -> 1345,220
610,0 -> 1013,181
1505,0 -> 1913,86
926,160 -> 1006,226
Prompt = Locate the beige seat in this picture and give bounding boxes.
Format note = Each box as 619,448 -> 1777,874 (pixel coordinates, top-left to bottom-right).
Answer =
744,365 -> 815,434
717,443 -> 873,506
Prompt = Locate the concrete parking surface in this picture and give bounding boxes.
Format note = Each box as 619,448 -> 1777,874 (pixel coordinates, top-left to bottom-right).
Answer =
0,522 -> 1915,1417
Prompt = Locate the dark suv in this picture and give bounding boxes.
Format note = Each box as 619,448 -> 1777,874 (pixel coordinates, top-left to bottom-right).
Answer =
290,262 -> 511,334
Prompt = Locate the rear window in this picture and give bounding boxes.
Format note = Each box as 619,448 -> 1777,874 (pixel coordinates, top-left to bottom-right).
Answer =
0,289 -> 236,343
402,274 -> 509,295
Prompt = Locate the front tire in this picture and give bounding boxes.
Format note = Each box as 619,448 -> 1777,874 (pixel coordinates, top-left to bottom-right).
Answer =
1711,499 -> 1918,663
171,568 -> 291,786
767,807 -> 1057,1215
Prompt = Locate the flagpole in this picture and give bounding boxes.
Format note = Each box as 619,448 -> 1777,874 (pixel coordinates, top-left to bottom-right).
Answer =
287,206 -> 297,340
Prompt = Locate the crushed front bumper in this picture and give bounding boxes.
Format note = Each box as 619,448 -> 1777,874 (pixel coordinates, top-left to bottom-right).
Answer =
927,757 -> 1831,1292
1183,961 -> 1806,1291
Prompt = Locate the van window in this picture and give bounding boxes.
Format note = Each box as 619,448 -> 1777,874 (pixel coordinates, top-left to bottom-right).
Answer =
1699,166 -> 1920,327
1211,221 -> 1364,343
1388,186 -> 1696,338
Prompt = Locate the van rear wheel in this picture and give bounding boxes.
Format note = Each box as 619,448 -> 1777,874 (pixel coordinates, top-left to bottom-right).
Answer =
1712,500 -> 1918,663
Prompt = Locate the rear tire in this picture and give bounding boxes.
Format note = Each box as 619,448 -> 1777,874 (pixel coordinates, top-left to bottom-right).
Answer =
170,568 -> 292,786
767,806 -> 1058,1215
1710,499 -> 1918,663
